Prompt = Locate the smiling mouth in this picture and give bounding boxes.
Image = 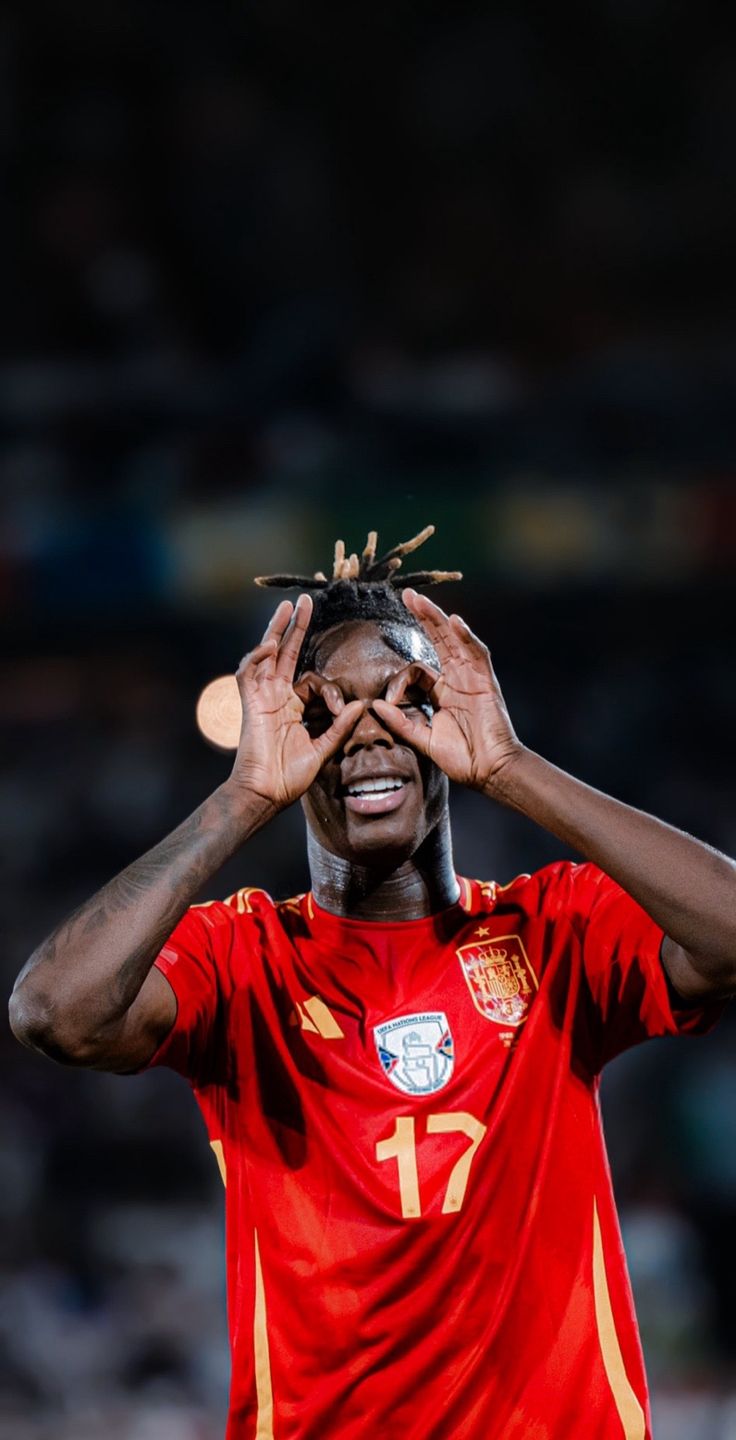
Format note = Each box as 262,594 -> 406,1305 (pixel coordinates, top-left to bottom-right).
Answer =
343,777 -> 409,815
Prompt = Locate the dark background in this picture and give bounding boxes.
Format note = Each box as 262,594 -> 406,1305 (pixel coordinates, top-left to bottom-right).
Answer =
2,3 -> 736,1437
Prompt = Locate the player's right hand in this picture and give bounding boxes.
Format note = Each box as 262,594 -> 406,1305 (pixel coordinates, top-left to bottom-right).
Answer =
229,595 -> 364,812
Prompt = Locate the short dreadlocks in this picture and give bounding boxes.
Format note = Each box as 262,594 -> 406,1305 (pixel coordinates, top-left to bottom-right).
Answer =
255,525 -> 461,675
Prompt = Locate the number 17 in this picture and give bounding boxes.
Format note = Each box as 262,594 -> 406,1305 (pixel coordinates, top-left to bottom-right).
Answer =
376,1111 -> 487,1219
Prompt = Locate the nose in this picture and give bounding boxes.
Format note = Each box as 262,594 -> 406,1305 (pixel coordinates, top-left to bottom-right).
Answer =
342,703 -> 395,756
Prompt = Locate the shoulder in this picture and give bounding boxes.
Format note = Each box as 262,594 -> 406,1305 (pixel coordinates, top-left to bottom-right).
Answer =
220,886 -> 276,916
190,887 -> 304,930
475,861 -> 607,921
172,889 -> 301,988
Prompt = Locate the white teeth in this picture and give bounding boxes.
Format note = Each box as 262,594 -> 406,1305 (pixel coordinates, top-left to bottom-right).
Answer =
347,778 -> 405,796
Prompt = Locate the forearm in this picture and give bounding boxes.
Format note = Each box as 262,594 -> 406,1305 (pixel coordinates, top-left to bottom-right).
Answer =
490,749 -> 736,990
10,780 -> 272,1048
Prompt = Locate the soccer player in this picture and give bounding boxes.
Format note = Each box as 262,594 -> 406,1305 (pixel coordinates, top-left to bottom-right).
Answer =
9,527 -> 736,1439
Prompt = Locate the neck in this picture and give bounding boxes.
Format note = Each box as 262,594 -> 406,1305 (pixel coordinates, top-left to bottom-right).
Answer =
307,815 -> 460,921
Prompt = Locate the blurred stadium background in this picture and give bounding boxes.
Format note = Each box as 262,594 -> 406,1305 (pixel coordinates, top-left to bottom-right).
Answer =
2,2 -> 736,1436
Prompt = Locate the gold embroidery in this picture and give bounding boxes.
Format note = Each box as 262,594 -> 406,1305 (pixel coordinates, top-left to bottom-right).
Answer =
457,933 -> 538,1027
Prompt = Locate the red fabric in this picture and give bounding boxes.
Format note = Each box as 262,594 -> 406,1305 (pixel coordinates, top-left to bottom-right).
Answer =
147,863 -> 718,1440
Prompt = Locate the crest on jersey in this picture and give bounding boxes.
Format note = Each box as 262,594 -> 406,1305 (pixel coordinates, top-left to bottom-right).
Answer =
457,934 -> 538,1027
374,1012 -> 454,1095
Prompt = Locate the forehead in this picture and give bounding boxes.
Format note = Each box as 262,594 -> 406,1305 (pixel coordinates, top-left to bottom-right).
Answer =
312,621 -> 429,688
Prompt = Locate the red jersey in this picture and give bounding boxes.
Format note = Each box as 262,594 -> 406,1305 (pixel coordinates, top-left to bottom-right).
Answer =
147,861 -> 716,1439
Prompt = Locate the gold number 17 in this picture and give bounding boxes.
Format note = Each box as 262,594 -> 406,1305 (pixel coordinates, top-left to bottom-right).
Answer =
375,1111 -> 487,1219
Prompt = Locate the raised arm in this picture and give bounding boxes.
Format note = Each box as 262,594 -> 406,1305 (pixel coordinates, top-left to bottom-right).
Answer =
373,589 -> 736,1003
9,596 -> 362,1072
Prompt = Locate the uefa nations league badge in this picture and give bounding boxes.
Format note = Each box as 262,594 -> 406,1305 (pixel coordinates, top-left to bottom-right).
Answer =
374,1012 -> 454,1095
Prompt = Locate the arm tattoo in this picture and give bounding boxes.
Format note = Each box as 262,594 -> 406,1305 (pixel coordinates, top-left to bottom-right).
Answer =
17,785 -> 262,1028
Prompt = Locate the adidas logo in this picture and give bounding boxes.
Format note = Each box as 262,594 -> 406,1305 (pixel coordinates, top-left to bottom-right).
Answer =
290,995 -> 345,1039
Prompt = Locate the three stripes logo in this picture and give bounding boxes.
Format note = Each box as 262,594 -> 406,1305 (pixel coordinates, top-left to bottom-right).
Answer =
290,995 -> 345,1039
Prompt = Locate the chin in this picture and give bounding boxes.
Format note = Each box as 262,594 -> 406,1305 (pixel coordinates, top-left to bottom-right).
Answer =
342,822 -> 419,862
303,784 -> 445,866
339,797 -> 439,860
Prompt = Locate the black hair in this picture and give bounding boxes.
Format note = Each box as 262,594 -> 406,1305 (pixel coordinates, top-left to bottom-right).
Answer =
254,526 -> 462,674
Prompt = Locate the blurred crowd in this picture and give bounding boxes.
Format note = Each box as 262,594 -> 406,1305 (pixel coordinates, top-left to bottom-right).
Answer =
2,1 -> 736,1436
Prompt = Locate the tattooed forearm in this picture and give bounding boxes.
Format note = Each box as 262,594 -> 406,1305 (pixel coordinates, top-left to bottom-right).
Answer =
39,807 -> 210,1002
9,780 -> 274,1065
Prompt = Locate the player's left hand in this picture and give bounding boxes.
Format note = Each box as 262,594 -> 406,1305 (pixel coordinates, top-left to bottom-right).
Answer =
372,589 -> 523,791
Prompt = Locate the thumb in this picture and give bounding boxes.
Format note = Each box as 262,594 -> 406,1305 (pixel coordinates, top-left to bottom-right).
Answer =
371,700 -> 433,757
311,700 -> 365,766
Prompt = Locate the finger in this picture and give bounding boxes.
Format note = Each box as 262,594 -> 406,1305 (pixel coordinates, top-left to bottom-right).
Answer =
371,699 -> 433,757
448,611 -> 489,654
405,590 -> 487,669
295,673 -> 348,740
384,662 -> 440,707
257,600 -> 294,679
260,599 -> 294,646
293,672 -> 345,714
236,639 -> 278,685
320,682 -> 345,716
275,593 -> 313,680
293,670 -> 317,705
311,700 -> 365,765
401,587 -> 450,624
401,588 -> 460,664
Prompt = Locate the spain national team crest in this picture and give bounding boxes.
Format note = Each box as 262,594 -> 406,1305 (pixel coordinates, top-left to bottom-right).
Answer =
457,934 -> 538,1027
374,1012 -> 454,1095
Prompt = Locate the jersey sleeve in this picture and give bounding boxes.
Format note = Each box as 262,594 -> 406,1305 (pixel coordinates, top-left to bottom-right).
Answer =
145,901 -> 234,1082
539,861 -> 721,1069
